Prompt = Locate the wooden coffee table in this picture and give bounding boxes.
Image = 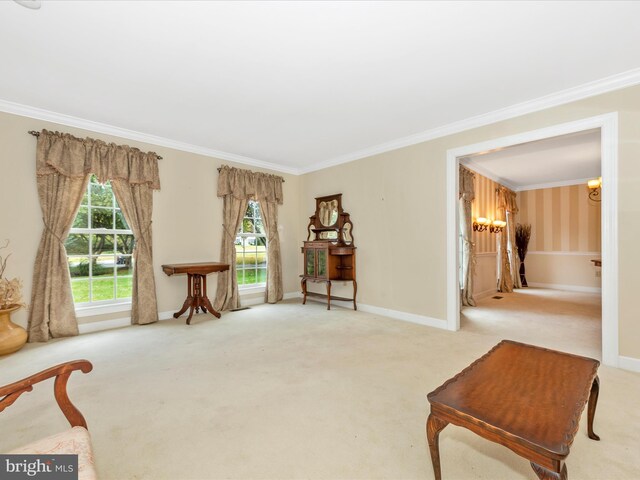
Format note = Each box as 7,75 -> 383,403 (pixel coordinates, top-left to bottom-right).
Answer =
426,340 -> 600,480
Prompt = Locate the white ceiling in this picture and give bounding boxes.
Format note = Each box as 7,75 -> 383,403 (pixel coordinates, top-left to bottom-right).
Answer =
461,129 -> 601,191
1,1 -> 639,174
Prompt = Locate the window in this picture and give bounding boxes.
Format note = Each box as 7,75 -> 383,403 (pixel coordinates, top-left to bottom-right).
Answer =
235,200 -> 267,286
65,175 -> 134,305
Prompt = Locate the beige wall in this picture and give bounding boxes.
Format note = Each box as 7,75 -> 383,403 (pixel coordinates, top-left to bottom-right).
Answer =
0,111 -> 302,329
517,185 -> 601,289
472,253 -> 497,299
471,171 -> 499,254
469,170 -> 500,299
518,185 -> 601,253
300,84 -> 640,360
525,253 -> 601,290
2,85 -> 639,361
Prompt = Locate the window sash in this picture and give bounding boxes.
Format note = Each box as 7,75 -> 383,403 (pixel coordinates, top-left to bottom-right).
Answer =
236,200 -> 267,287
67,177 -> 134,306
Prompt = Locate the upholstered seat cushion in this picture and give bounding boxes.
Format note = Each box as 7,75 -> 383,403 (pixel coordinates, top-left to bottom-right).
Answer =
10,426 -> 97,480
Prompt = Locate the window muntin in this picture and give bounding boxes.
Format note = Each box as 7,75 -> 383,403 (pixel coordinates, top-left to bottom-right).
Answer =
66,175 -> 134,305
235,200 -> 267,286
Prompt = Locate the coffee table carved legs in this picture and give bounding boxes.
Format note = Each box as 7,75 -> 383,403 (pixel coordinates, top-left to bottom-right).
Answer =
426,414 -> 449,480
531,462 -> 567,480
587,375 -> 600,441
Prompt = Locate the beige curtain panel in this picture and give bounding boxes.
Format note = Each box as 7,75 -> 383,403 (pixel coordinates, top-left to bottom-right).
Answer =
28,173 -> 89,342
459,166 -> 476,307
496,186 -> 519,293
111,180 -> 158,325
28,130 -> 161,342
215,165 -> 284,310
214,195 -> 249,311
259,200 -> 284,303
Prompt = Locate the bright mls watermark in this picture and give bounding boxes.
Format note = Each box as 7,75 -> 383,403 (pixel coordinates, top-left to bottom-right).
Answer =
0,455 -> 77,480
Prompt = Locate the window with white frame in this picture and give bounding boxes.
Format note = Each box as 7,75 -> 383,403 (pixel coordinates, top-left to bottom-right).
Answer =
235,200 -> 267,286
65,175 -> 134,305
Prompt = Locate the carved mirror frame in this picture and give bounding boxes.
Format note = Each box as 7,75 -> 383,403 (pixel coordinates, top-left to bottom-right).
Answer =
306,193 -> 354,246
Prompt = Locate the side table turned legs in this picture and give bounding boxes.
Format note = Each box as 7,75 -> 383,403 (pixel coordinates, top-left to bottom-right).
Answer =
172,273 -> 221,324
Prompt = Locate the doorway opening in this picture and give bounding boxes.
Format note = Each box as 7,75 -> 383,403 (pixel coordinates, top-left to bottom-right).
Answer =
446,113 -> 618,366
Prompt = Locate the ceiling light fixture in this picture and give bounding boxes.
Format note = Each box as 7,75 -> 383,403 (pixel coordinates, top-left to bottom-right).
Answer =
13,0 -> 41,10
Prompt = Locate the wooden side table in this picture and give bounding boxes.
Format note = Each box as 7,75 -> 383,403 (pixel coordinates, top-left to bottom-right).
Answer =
426,340 -> 600,480
162,262 -> 230,324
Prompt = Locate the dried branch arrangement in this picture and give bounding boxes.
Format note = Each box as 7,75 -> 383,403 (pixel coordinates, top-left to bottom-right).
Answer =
515,224 -> 532,262
0,240 -> 25,310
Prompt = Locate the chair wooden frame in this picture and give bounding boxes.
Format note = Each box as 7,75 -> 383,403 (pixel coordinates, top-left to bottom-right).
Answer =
0,360 -> 93,429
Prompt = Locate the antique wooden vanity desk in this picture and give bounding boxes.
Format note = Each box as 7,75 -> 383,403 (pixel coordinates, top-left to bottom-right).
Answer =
301,194 -> 357,310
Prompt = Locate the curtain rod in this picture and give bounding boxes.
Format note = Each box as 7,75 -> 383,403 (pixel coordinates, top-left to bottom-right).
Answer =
217,166 -> 285,182
28,130 -> 163,160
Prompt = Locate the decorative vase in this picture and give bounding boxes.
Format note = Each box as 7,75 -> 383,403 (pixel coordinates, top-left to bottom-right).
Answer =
519,259 -> 528,287
0,305 -> 28,356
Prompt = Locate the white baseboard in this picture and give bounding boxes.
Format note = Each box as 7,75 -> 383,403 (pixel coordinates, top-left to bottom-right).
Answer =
474,288 -> 498,300
283,291 -> 301,301
241,296 -> 266,307
618,355 -> 640,373
359,303 -> 448,330
527,282 -> 601,294
78,317 -> 131,334
77,293 -> 269,334
78,310 -> 175,334
290,292 -> 448,330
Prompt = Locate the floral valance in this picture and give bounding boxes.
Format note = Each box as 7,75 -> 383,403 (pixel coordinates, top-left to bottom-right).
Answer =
36,130 -> 161,189
496,185 -> 518,216
217,165 -> 284,204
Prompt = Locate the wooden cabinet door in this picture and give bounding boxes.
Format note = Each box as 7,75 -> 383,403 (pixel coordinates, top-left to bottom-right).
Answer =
305,248 -> 316,277
316,248 -> 328,278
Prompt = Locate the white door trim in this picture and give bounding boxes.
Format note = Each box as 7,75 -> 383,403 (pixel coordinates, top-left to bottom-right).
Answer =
446,112 -> 619,367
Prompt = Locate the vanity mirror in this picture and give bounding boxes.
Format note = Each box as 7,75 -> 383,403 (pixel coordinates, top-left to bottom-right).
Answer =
301,194 -> 357,310
305,194 -> 355,245
318,199 -> 339,227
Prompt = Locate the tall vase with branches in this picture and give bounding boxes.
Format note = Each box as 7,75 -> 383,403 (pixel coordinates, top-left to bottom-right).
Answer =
515,224 -> 532,287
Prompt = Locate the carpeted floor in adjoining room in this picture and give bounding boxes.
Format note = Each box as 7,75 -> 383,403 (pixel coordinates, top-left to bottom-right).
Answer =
461,287 -> 602,359
1,296 -> 639,480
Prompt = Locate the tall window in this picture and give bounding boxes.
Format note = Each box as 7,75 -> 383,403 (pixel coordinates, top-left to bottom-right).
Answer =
65,175 -> 134,305
235,200 -> 267,286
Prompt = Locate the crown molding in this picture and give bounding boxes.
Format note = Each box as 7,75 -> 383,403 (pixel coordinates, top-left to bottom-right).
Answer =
515,177 -> 594,192
459,158 -> 518,191
299,67 -> 640,174
462,157 -> 595,192
3,67 -> 640,177
0,98 -> 300,175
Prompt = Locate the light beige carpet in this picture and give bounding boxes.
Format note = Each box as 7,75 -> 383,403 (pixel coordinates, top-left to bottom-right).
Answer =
1,290 -> 638,480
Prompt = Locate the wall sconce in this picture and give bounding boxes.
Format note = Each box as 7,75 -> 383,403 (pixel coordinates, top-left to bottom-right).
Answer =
587,177 -> 602,202
473,217 -> 492,232
490,220 -> 507,234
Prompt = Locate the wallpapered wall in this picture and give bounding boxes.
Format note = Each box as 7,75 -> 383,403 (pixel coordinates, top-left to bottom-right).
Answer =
471,170 -> 500,254
517,184 -> 601,253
